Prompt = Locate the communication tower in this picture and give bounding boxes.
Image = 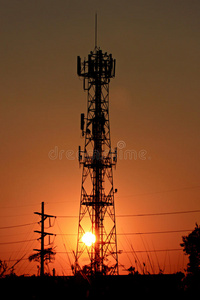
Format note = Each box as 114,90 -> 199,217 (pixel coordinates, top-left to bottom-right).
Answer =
75,26 -> 118,275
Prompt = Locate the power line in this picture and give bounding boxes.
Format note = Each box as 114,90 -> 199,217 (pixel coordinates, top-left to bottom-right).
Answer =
1,210 -> 197,229
117,229 -> 192,235
0,222 -> 38,230
56,209 -> 200,218
56,248 -> 182,254
122,248 -> 183,253
57,215 -> 78,218
1,213 -> 33,218
56,228 -> 192,236
1,209 -> 199,227
1,186 -> 199,209
115,185 -> 200,197
0,239 -> 37,245
116,209 -> 200,218
4,257 -> 28,262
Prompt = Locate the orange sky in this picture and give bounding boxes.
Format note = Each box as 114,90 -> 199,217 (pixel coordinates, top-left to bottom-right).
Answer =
1,0 -> 200,275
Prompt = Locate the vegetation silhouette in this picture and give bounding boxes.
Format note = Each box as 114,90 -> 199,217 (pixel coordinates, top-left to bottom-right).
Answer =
28,246 -> 56,275
28,247 -> 56,263
0,260 -> 8,277
181,223 -> 200,294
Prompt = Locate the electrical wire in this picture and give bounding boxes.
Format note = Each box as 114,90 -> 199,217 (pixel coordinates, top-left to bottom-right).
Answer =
56,209 -> 200,218
126,249 -> 182,253
0,205 -> 196,275
0,222 -> 38,230
116,209 -> 200,217
4,257 -> 28,262
1,209 -> 199,222
115,185 -> 200,198
55,228 -> 192,236
0,239 -> 37,245
117,229 -> 192,235
56,248 -> 182,254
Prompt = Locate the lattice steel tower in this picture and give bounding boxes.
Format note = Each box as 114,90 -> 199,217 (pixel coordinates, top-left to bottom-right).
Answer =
75,38 -> 118,275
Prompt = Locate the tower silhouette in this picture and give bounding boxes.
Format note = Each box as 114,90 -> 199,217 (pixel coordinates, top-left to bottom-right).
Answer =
75,38 -> 118,275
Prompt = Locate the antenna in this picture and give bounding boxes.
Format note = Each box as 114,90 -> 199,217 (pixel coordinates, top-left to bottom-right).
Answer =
95,13 -> 97,49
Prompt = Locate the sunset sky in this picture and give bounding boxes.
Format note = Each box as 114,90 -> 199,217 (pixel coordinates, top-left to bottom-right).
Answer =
1,0 -> 200,275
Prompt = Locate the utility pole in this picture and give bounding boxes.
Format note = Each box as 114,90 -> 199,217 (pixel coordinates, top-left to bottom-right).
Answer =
34,202 -> 56,277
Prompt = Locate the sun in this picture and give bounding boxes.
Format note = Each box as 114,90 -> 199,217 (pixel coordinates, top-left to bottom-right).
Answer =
82,232 -> 96,247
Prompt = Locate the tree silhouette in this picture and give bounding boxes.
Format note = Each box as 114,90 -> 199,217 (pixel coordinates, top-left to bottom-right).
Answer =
180,223 -> 200,294
180,223 -> 200,276
28,246 -> 56,275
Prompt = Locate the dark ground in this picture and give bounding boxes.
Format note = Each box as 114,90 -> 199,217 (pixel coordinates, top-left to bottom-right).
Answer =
0,273 -> 196,299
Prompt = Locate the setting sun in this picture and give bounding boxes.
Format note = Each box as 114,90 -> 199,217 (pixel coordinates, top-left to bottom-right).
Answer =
82,232 -> 96,247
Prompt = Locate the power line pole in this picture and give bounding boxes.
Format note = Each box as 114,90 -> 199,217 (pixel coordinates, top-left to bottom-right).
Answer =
34,202 -> 56,277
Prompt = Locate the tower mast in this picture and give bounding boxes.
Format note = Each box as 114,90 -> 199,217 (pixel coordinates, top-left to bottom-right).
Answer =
75,34 -> 118,276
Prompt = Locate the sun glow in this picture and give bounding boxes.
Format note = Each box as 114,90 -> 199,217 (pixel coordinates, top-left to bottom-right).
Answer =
82,232 -> 96,247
